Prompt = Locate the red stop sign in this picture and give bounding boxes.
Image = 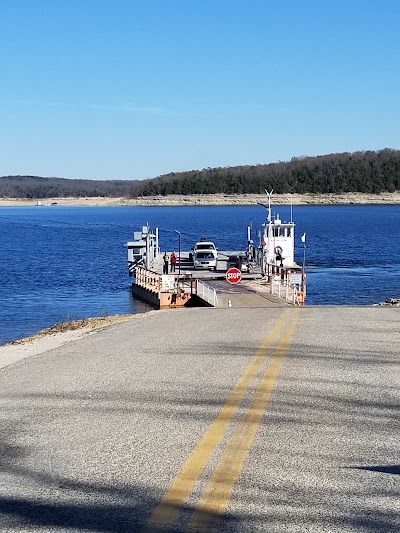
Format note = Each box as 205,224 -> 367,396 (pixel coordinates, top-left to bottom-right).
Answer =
226,267 -> 241,284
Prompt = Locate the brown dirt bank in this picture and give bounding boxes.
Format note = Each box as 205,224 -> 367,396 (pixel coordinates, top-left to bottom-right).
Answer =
1,192 -> 400,207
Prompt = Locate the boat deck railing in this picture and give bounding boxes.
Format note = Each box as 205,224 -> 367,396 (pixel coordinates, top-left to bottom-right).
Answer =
135,267 -> 161,293
134,266 -> 219,307
271,277 -> 305,306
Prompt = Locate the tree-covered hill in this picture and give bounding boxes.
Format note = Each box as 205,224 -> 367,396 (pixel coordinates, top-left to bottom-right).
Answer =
0,175 -> 135,199
2,149 -> 400,198
130,149 -> 400,196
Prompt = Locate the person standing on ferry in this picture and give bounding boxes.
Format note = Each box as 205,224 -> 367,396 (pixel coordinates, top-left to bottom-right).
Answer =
170,251 -> 177,272
163,252 -> 169,274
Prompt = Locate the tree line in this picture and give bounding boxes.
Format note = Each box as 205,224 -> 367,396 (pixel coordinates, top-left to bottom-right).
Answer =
130,149 -> 400,196
1,149 -> 399,199
0,175 -> 134,199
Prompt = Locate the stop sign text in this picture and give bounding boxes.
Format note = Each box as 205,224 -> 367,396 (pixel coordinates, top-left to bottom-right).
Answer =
226,267 -> 241,284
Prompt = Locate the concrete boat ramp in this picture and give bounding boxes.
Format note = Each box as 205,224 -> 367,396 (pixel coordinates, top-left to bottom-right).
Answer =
0,305 -> 398,532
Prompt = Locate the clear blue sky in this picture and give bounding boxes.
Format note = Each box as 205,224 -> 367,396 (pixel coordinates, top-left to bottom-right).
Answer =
1,0 -> 399,180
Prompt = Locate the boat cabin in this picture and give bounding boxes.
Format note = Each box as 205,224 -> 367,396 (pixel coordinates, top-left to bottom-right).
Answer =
262,215 -> 295,271
126,225 -> 159,277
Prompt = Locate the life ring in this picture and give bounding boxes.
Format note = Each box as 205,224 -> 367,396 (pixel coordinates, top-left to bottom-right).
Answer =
275,246 -> 283,256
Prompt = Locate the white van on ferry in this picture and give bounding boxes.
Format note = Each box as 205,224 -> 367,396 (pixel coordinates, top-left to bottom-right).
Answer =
192,241 -> 218,270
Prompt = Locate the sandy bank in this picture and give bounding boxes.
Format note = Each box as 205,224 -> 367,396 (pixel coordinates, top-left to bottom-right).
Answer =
1,192 -> 400,207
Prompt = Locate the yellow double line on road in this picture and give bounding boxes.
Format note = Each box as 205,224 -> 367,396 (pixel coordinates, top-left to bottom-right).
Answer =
143,308 -> 298,532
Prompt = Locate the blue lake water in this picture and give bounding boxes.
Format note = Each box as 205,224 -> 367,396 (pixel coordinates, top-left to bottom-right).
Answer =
1,204 -> 399,345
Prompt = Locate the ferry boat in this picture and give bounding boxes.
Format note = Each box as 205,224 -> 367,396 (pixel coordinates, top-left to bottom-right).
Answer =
125,194 -> 306,307
258,190 -> 306,304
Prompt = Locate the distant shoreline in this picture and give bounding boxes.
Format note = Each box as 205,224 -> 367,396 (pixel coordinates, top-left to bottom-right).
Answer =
1,192 -> 400,207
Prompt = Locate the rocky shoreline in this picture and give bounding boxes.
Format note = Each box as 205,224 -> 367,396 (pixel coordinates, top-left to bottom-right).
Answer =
1,192 -> 400,207
377,298 -> 400,307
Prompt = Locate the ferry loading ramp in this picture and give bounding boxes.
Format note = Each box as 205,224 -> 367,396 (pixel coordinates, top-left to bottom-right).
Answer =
133,250 -> 290,308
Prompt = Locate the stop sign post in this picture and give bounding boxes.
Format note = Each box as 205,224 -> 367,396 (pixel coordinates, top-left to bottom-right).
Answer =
226,267 -> 241,284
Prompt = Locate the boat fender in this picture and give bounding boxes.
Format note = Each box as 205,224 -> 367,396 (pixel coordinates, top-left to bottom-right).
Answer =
275,246 -> 283,256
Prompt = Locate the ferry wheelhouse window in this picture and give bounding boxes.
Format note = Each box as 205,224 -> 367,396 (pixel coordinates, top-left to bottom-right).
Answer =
133,247 -> 142,254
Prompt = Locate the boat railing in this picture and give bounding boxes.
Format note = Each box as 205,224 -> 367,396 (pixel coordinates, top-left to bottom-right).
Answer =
271,277 -> 305,306
135,267 -> 197,299
135,266 -> 161,293
196,280 -> 219,307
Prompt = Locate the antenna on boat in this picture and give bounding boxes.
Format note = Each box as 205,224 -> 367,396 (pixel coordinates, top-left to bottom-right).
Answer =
290,197 -> 293,223
265,189 -> 273,223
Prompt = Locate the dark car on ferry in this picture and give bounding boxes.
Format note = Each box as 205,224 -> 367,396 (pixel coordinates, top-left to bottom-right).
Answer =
227,254 -> 249,272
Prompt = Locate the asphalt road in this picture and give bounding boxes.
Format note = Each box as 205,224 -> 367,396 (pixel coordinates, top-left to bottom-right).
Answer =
0,306 -> 399,532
